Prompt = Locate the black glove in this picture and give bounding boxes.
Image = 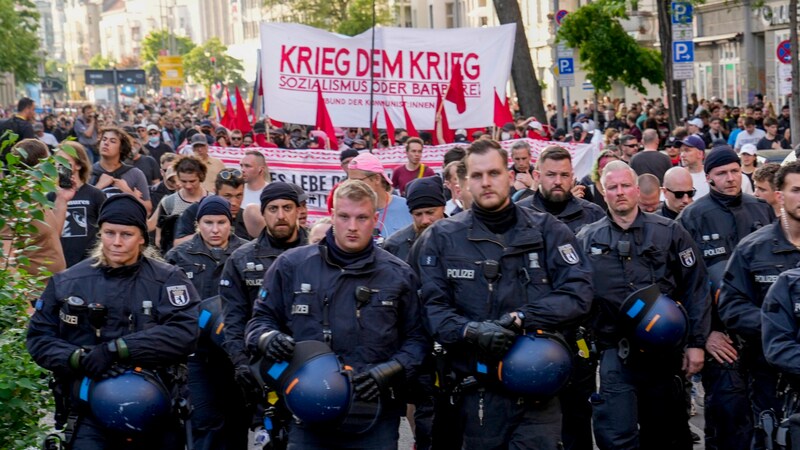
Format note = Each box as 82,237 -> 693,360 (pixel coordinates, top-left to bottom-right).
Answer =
82,344 -> 117,378
463,321 -> 517,358
494,313 -> 523,333
352,360 -> 403,401
234,364 -> 262,404
257,331 -> 296,361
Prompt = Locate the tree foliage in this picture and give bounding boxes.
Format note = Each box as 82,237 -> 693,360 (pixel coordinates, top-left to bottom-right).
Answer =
0,0 -> 41,83
183,37 -> 245,88
0,134 -> 67,448
265,0 -> 392,36
557,0 -> 664,93
89,54 -> 115,70
141,30 -> 196,70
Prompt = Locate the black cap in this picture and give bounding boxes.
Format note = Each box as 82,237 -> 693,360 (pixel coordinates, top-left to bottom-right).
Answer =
406,176 -> 446,212
196,195 -> 232,223
260,182 -> 299,212
98,194 -> 149,245
340,148 -> 360,162
704,147 -> 741,174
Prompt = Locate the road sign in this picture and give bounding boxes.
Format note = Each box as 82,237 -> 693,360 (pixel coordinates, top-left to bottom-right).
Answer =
556,10 -> 568,25
40,77 -> 65,93
158,55 -> 184,88
777,39 -> 792,64
779,64 -> 792,95
673,63 -> 694,80
671,2 -> 693,24
84,69 -> 145,85
84,70 -> 115,85
673,41 -> 695,63
117,70 -> 146,85
558,58 -> 575,75
582,81 -> 594,91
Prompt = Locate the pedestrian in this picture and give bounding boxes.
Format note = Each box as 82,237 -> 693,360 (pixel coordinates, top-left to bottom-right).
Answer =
383,176 -> 447,262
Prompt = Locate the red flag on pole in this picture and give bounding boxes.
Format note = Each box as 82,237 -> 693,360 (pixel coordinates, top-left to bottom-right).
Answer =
493,88 -> 514,128
445,62 -> 467,114
402,100 -> 419,138
383,107 -> 396,146
221,88 -> 236,130
234,87 -> 252,134
316,86 -> 338,149
371,112 -> 379,143
434,93 -> 454,145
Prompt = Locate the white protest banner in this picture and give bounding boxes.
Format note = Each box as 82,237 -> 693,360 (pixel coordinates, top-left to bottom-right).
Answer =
209,140 -> 601,221
260,23 -> 516,129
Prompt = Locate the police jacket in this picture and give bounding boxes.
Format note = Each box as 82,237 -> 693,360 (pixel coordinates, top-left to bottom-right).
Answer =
219,227 -> 309,367
517,191 -> 605,234
719,221 -> 800,343
26,257 -> 199,377
383,223 -> 417,263
245,242 -> 429,396
411,205 -> 593,376
165,233 -> 247,300
761,269 -> 800,375
576,209 -> 710,349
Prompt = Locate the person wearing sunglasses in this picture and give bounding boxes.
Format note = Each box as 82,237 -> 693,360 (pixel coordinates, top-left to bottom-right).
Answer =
230,130 -> 244,148
658,167 -> 695,220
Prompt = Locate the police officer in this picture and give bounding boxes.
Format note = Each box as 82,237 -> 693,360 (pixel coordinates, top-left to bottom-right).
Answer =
517,145 -> 603,450
26,194 -> 199,449
762,269 -> 800,385
219,182 -> 308,432
383,176 -> 447,262
576,161 -> 709,450
719,161 -> 800,448
245,179 -> 429,448
412,140 -> 594,449
677,145 -> 774,450
165,195 -> 248,450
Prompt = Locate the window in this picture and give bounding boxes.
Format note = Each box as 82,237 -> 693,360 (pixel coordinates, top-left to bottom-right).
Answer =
429,5 -> 434,28
719,41 -> 740,106
446,2 -> 455,28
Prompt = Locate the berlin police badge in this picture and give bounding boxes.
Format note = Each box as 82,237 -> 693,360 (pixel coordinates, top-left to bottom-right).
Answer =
679,248 -> 696,268
167,285 -> 190,307
558,244 -> 580,265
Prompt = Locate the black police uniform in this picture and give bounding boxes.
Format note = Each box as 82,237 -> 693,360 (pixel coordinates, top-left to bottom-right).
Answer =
677,190 -> 773,450
718,221 -> 800,448
26,257 -> 199,449
658,202 -> 679,220
518,190 -> 604,450
166,232 -> 249,450
762,268 -> 800,376
517,190 -> 605,234
219,228 -> 309,370
382,223 -> 417,262
412,205 -> 594,450
166,233 -> 247,299
245,238 -> 429,448
576,209 -> 710,450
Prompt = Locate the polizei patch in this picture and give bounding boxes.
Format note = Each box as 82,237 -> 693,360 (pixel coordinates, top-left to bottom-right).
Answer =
679,248 -> 696,267
558,244 -> 580,265
447,268 -> 475,279
167,285 -> 190,306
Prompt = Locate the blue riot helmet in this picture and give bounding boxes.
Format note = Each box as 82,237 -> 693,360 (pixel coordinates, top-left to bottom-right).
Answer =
77,369 -> 171,433
497,330 -> 573,397
620,284 -> 689,351
260,340 -> 351,425
197,295 -> 225,348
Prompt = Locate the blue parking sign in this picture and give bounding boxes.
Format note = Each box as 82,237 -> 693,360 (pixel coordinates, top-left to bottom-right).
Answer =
558,58 -> 574,75
671,2 -> 693,24
673,41 -> 694,63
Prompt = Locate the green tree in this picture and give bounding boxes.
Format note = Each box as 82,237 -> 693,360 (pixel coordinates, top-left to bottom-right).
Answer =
141,30 -> 196,70
0,0 -> 41,83
89,54 -> 115,70
264,0 -> 392,36
183,37 -> 245,88
557,0 -> 664,94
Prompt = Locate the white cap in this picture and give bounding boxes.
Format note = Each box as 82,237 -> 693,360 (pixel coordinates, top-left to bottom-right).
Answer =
739,144 -> 757,155
688,118 -> 703,128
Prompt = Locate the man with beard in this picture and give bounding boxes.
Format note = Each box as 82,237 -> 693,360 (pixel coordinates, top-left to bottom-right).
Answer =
219,182 -> 309,441
384,176 -> 446,262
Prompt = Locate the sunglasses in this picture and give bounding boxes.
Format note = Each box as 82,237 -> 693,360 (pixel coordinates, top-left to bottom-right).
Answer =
218,169 -> 242,180
231,137 -> 242,141
666,188 -> 696,199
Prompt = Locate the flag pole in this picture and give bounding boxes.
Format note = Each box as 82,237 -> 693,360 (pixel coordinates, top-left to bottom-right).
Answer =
368,0 -> 377,151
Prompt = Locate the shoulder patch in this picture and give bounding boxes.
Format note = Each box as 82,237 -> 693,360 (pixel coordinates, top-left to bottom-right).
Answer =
679,248 -> 696,268
420,255 -> 438,267
166,285 -> 191,307
558,244 -> 580,265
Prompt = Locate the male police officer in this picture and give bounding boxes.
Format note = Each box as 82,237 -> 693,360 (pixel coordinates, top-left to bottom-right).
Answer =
383,176 -> 447,262
677,146 -> 774,450
219,182 -> 309,413
719,161 -> 800,448
576,161 -> 709,450
245,180 -> 429,448
412,140 -> 593,449
27,194 -> 199,449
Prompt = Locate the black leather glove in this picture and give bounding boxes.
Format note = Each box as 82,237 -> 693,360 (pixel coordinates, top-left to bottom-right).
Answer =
463,321 -> 517,358
82,344 -> 117,378
493,313 -> 523,333
257,330 -> 296,361
352,360 -> 404,401
234,364 -> 262,404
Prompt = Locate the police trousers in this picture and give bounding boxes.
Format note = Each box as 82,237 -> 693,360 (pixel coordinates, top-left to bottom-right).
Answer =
702,358 -> 752,450
592,349 -> 692,450
70,414 -> 184,450
460,388 -> 562,450
559,354 -> 596,450
286,415 -> 400,449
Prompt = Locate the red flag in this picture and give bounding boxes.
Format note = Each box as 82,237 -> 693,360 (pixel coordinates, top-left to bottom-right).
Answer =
402,100 -> 419,138
371,112 -> 379,143
445,62 -> 466,114
493,88 -> 514,128
434,93 -> 454,145
383,107 -> 396,146
221,88 -> 237,130
315,86 -> 338,149
234,86 -> 252,134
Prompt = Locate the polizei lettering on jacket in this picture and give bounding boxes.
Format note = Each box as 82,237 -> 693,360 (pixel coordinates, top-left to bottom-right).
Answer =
447,268 -> 475,279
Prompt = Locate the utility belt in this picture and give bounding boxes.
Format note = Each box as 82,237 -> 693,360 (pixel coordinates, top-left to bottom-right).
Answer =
762,374 -> 800,450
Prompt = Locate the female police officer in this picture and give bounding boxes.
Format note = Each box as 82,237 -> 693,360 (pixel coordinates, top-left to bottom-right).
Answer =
27,193 -> 199,449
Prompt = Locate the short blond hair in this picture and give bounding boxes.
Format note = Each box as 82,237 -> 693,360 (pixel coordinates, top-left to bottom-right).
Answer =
333,179 -> 378,212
